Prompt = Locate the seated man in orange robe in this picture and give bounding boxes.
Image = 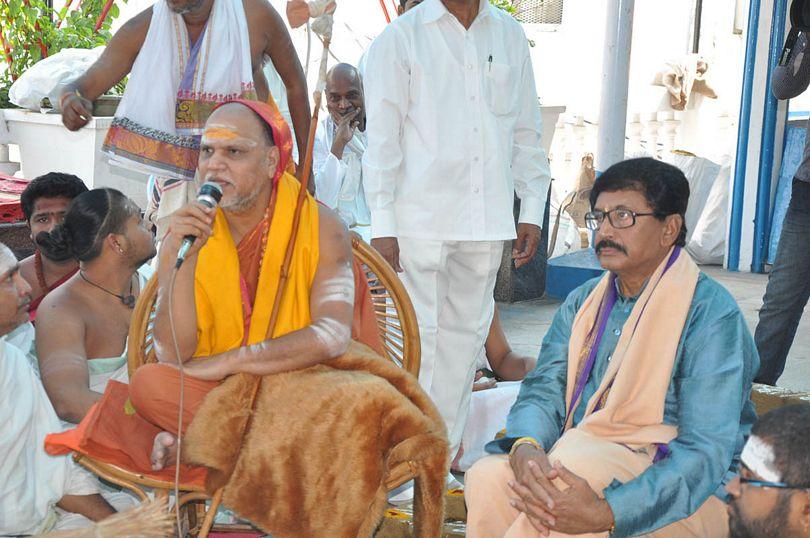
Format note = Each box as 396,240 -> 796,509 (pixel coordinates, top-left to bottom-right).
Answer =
44,101 -> 451,537
45,98 -> 385,477
127,99 -> 359,469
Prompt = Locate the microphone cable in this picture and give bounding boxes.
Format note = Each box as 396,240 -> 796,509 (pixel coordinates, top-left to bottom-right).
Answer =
167,264 -> 185,534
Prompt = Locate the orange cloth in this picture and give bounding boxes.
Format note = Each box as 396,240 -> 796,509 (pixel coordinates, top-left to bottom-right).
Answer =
466,430 -> 729,537
45,379 -> 209,486
129,365 -> 219,436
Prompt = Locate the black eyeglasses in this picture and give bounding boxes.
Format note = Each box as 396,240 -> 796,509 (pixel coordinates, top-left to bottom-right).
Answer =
584,208 -> 657,231
740,477 -> 810,491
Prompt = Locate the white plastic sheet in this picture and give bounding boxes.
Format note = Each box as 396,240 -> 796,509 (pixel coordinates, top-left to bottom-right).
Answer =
9,48 -> 104,112
665,153 -> 729,264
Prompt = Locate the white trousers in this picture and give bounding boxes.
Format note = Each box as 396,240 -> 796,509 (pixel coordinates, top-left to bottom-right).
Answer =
397,237 -> 503,456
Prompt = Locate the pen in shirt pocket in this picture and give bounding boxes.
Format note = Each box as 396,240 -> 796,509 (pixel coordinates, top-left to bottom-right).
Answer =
488,54 -> 493,72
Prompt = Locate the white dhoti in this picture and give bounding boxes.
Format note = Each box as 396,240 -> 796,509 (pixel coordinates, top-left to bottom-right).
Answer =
1,323 -> 143,535
0,334 -> 137,534
397,237 -> 503,456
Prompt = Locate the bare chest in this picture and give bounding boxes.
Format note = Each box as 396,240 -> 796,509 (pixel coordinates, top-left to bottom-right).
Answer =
82,302 -> 133,360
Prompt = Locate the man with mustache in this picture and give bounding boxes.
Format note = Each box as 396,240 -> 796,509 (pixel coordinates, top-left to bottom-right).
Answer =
466,157 -> 758,537
18,173 -> 88,321
312,63 -> 372,242
726,404 -> 810,538
0,242 -> 131,534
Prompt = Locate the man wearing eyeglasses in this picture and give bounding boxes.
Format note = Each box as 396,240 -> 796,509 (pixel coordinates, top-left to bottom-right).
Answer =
466,157 -> 759,537
726,404 -> 810,538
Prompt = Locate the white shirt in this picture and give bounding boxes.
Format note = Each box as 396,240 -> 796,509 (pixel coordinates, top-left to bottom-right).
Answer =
313,115 -> 373,243
0,333 -> 99,535
362,0 -> 551,241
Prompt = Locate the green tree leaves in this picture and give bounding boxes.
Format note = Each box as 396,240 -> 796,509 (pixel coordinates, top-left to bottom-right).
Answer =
0,0 -> 126,107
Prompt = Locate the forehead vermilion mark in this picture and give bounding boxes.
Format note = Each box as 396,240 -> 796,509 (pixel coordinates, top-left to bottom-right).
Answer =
203,126 -> 240,140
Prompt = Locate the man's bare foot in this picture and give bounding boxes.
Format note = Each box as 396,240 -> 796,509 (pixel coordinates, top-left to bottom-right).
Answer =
151,431 -> 177,471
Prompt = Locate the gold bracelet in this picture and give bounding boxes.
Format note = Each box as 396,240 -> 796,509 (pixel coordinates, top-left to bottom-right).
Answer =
509,436 -> 541,458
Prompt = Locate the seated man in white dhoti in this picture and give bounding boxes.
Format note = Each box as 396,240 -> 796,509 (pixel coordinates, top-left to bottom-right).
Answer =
313,63 -> 372,242
0,242 -> 132,534
35,189 -> 156,424
466,158 -> 759,537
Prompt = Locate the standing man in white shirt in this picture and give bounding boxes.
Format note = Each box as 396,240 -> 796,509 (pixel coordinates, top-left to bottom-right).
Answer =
362,0 -> 551,458
313,63 -> 373,242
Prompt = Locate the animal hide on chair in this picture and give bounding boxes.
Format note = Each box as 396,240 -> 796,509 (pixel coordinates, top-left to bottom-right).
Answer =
183,341 -> 449,537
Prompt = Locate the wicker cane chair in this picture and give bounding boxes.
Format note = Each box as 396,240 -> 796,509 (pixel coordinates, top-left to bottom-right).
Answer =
73,234 -> 422,537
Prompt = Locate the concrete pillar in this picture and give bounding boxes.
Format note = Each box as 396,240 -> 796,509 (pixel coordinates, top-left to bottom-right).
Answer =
595,0 -> 636,172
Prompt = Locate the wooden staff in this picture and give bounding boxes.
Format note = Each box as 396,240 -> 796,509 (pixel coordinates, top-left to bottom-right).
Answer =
265,32 -> 332,335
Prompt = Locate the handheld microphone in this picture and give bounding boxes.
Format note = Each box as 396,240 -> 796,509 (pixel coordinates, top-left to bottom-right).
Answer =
175,181 -> 223,269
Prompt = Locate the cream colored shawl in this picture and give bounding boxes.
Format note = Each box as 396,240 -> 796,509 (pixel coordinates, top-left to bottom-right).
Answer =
564,247 -> 700,449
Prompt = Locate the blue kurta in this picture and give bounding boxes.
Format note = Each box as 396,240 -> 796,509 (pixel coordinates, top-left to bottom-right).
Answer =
486,273 -> 759,537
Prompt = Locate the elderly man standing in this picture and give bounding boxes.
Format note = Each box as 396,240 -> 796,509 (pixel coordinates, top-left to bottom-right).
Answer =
59,0 -> 310,234
312,63 -> 371,242
362,0 -> 551,461
466,158 -> 759,537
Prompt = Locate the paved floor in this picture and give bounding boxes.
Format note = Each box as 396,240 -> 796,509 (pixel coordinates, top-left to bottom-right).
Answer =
499,265 -> 810,392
